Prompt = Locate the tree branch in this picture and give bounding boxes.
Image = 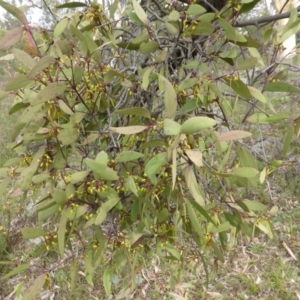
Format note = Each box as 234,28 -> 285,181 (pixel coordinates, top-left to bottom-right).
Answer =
233,6 -> 300,27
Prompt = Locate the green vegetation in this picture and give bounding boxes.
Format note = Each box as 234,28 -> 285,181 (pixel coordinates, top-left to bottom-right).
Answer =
0,0 -> 300,299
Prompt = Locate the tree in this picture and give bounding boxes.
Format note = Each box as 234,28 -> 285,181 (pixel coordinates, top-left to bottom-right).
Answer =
0,0 -> 300,298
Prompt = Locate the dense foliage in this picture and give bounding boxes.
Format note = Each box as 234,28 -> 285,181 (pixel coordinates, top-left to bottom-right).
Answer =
0,0 -> 300,297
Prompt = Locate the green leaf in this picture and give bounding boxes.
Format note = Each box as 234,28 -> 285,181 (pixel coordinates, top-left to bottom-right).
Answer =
224,78 -> 251,100
103,266 -> 112,295
85,159 -> 118,181
186,22 -> 214,36
246,113 -> 287,124
58,208 -> 68,257
186,200 -> 204,242
184,166 -> 205,205
162,78 -> 177,119
142,66 -> 154,90
115,151 -> 144,163
23,274 -> 46,300
21,227 -> 46,239
32,83 -> 67,106
132,0 -> 148,25
145,153 -> 167,183
180,116 -> 216,134
116,107 -> 151,119
5,74 -> 34,91
279,19 -> 300,44
164,118 -> 181,135
248,86 -> 267,103
218,18 -> 246,42
237,146 -> 257,168
178,78 -> 198,91
140,41 -> 159,54
186,4 -> 206,15
243,200 -> 267,211
166,22 -> 179,35
210,222 -> 231,234
58,100 -> 74,115
52,188 -> 68,205
2,263 -> 30,279
190,201 -> 216,226
237,57 -> 258,70
9,102 -> 29,115
18,146 -> 45,190
240,0 -> 260,13
282,127 -> 293,157
140,139 -> 168,149
176,99 -> 201,116
12,48 -> 36,69
0,1 -> 27,25
233,167 -> 259,178
165,244 -> 181,260
27,55 -> 56,79
158,208 -> 169,223
168,10 -> 180,21
0,89 -> 9,101
32,173 -> 50,184
125,176 -> 138,196
210,240 -> 225,263
56,2 -> 88,8
57,127 -> 79,145
54,18 -> 69,38
70,171 -> 88,184
265,81 -> 300,94
256,219 -> 274,239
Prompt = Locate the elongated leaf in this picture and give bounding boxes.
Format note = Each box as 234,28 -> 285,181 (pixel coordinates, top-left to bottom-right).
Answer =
125,176 -> 138,196
32,83 -> 67,106
56,1 -> 88,8
5,74 -> 34,91
27,55 -> 56,79
3,264 -> 30,279
23,274 -> 46,300
21,228 -> 46,239
164,118 -> 181,135
58,208 -> 68,257
186,4 -> 206,15
217,130 -> 251,141
180,116 -> 216,134
265,81 -> 300,94
186,199 -> 203,242
163,78 -> 177,118
132,0 -> 148,25
103,266 -> 112,295
0,1 -> 27,25
248,86 -> 267,103
145,152 -> 167,183
85,159 -> 118,181
185,150 -> 203,167
218,18 -> 246,42
12,48 -> 36,69
115,151 -> 144,162
282,127 -> 293,157
225,78 -> 251,99
116,107 -> 150,119
165,244 -> 181,260
243,200 -> 267,211
233,167 -> 259,178
110,126 -> 147,134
